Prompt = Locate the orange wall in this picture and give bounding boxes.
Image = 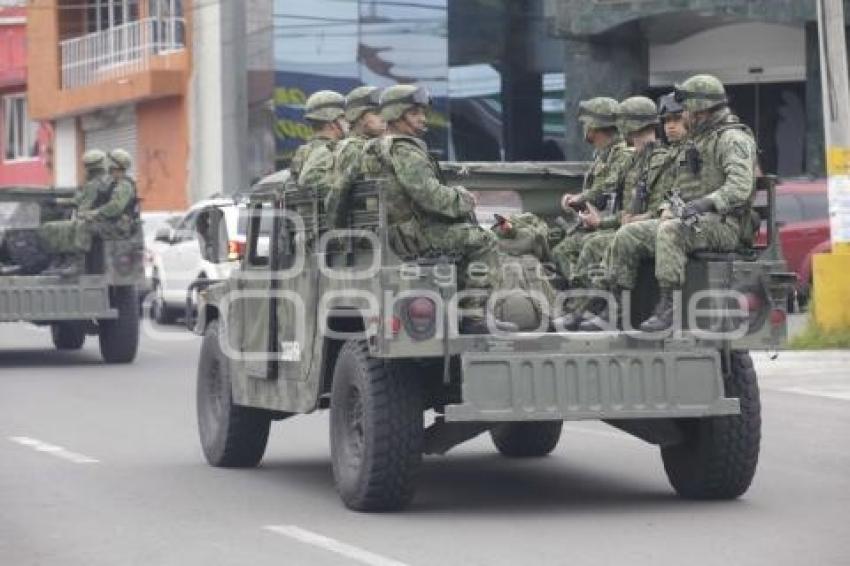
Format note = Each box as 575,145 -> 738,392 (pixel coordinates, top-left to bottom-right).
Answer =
136,97 -> 188,211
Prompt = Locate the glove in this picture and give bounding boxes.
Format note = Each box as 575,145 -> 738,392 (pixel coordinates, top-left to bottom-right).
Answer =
682,197 -> 714,218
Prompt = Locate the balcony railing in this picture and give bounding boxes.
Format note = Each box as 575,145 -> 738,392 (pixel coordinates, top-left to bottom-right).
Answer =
60,17 -> 186,90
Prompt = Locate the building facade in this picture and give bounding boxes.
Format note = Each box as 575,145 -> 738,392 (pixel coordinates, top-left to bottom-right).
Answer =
27,0 -> 191,210
0,5 -> 51,186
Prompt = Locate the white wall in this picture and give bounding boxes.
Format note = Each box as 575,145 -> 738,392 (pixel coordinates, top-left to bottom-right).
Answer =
650,22 -> 806,86
53,117 -> 77,187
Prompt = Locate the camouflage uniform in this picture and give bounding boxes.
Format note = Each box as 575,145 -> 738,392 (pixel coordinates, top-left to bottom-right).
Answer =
326,86 -> 383,227
366,85 -> 504,327
550,97 -> 632,283
609,75 -> 757,331
290,90 -> 346,196
298,137 -> 337,199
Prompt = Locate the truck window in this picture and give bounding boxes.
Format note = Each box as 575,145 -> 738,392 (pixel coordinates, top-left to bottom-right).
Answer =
775,194 -> 804,224
800,193 -> 829,221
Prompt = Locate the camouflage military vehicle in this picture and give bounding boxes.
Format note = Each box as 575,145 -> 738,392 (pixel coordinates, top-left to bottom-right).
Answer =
192,163 -> 794,511
0,187 -> 142,363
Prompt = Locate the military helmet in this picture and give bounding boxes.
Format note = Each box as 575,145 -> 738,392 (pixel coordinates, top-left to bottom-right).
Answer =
108,148 -> 132,170
82,149 -> 107,170
674,74 -> 727,112
658,92 -> 684,119
345,86 -> 381,123
379,84 -> 431,122
577,97 -> 619,130
303,90 -> 346,122
617,96 -> 659,136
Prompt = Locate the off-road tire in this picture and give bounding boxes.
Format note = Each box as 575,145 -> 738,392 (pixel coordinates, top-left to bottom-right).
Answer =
5,229 -> 51,275
197,320 -> 271,468
661,351 -> 761,500
330,339 -> 423,511
490,421 -> 563,458
98,286 -> 140,364
51,322 -> 86,350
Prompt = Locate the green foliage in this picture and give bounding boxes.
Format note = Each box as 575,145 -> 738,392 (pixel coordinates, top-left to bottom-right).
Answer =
788,319 -> 850,350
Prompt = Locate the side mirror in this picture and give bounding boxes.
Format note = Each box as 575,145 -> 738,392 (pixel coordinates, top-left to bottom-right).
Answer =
154,226 -> 172,243
196,207 -> 229,263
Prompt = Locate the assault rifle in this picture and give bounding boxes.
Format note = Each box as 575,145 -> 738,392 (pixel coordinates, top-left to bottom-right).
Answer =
666,189 -> 702,233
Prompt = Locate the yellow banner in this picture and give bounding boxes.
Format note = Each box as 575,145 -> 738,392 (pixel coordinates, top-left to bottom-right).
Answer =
827,146 -> 850,175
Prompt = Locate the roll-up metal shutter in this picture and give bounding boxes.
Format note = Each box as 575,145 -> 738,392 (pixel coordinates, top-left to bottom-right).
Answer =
82,105 -> 137,178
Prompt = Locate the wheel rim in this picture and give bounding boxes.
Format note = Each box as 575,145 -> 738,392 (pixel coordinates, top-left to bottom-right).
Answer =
344,386 -> 365,470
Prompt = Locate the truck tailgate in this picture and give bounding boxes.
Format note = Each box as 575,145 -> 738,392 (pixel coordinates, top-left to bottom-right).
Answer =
0,276 -> 116,322
446,349 -> 739,422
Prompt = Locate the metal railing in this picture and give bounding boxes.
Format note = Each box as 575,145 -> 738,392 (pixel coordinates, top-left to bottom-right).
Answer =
60,17 -> 186,90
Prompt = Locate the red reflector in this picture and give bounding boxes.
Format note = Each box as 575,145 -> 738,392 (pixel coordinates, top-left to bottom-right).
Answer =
390,316 -> 402,335
407,297 -> 436,323
770,309 -> 786,326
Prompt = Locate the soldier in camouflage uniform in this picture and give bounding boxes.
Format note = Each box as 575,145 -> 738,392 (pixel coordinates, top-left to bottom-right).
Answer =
39,148 -> 138,277
290,90 -> 347,194
576,96 -> 691,331
361,84 -> 513,333
550,97 -> 633,285
607,74 -> 758,332
325,86 -> 385,227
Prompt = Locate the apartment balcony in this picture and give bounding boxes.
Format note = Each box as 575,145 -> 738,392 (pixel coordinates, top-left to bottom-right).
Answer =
27,14 -> 190,121
60,16 -> 186,90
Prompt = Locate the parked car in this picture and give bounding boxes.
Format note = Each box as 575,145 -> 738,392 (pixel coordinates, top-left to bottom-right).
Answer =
148,197 -> 243,324
140,211 -> 181,299
760,178 -> 831,310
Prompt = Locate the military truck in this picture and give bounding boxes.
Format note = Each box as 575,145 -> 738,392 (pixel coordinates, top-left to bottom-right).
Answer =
192,163 -> 794,511
0,187 -> 142,363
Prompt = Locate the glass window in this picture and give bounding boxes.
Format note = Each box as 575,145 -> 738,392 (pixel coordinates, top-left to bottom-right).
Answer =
3,95 -> 39,162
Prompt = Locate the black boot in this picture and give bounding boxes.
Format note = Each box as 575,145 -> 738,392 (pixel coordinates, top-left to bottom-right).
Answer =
639,288 -> 677,332
0,263 -> 22,275
578,291 -> 623,332
42,254 -> 82,277
551,296 -> 602,331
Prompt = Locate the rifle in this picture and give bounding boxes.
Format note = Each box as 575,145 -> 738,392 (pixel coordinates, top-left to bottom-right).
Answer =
629,177 -> 649,215
666,189 -> 701,233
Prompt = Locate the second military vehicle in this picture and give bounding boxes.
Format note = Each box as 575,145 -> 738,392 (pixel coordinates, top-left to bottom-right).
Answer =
0,187 -> 143,363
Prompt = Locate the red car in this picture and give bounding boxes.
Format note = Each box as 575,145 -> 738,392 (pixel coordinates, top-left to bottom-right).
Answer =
763,179 -> 831,309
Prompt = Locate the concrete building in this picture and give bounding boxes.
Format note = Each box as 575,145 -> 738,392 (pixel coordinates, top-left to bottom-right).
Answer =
550,0 -> 847,177
27,0 -> 191,209
0,4 -> 51,186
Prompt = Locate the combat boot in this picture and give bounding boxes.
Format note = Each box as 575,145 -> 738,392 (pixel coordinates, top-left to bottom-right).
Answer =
42,254 -> 83,277
0,263 -> 22,276
578,290 -> 624,332
639,288 -> 677,332
551,296 -> 604,331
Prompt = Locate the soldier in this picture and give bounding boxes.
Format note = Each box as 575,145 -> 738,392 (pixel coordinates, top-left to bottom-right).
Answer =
291,90 -> 347,198
607,74 -> 757,332
325,86 -> 385,227
574,96 -> 679,331
550,97 -> 632,285
39,148 -> 138,276
364,84 -> 513,333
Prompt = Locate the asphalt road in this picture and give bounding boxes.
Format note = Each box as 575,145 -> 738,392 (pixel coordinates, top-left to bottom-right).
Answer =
1,321 -> 849,566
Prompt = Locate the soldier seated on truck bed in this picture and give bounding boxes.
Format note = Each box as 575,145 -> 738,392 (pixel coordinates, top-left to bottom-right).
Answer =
588,74 -> 759,333
38,148 -> 139,277
361,84 -> 516,334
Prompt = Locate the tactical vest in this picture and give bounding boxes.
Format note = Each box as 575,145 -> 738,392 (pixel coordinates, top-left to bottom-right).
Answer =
92,177 -> 140,219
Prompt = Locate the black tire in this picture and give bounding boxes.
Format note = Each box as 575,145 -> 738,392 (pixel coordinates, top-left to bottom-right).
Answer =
490,421 -> 563,458
661,351 -> 761,500
151,278 -> 175,325
98,286 -> 140,364
330,340 -> 423,511
197,320 -> 271,468
51,322 -> 86,350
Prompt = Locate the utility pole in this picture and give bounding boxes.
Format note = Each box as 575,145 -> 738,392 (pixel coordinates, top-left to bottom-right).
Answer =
813,0 -> 850,330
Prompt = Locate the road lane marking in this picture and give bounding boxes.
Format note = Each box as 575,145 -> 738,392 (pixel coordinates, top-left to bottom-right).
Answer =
775,387 -> 850,402
8,436 -> 99,464
264,525 -> 410,566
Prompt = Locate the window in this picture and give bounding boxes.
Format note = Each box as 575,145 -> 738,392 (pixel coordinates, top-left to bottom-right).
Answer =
3,95 -> 38,162
800,194 -> 829,222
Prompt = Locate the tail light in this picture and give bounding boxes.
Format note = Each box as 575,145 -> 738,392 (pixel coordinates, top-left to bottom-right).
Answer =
769,309 -> 787,327
403,297 -> 437,340
228,240 -> 246,260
